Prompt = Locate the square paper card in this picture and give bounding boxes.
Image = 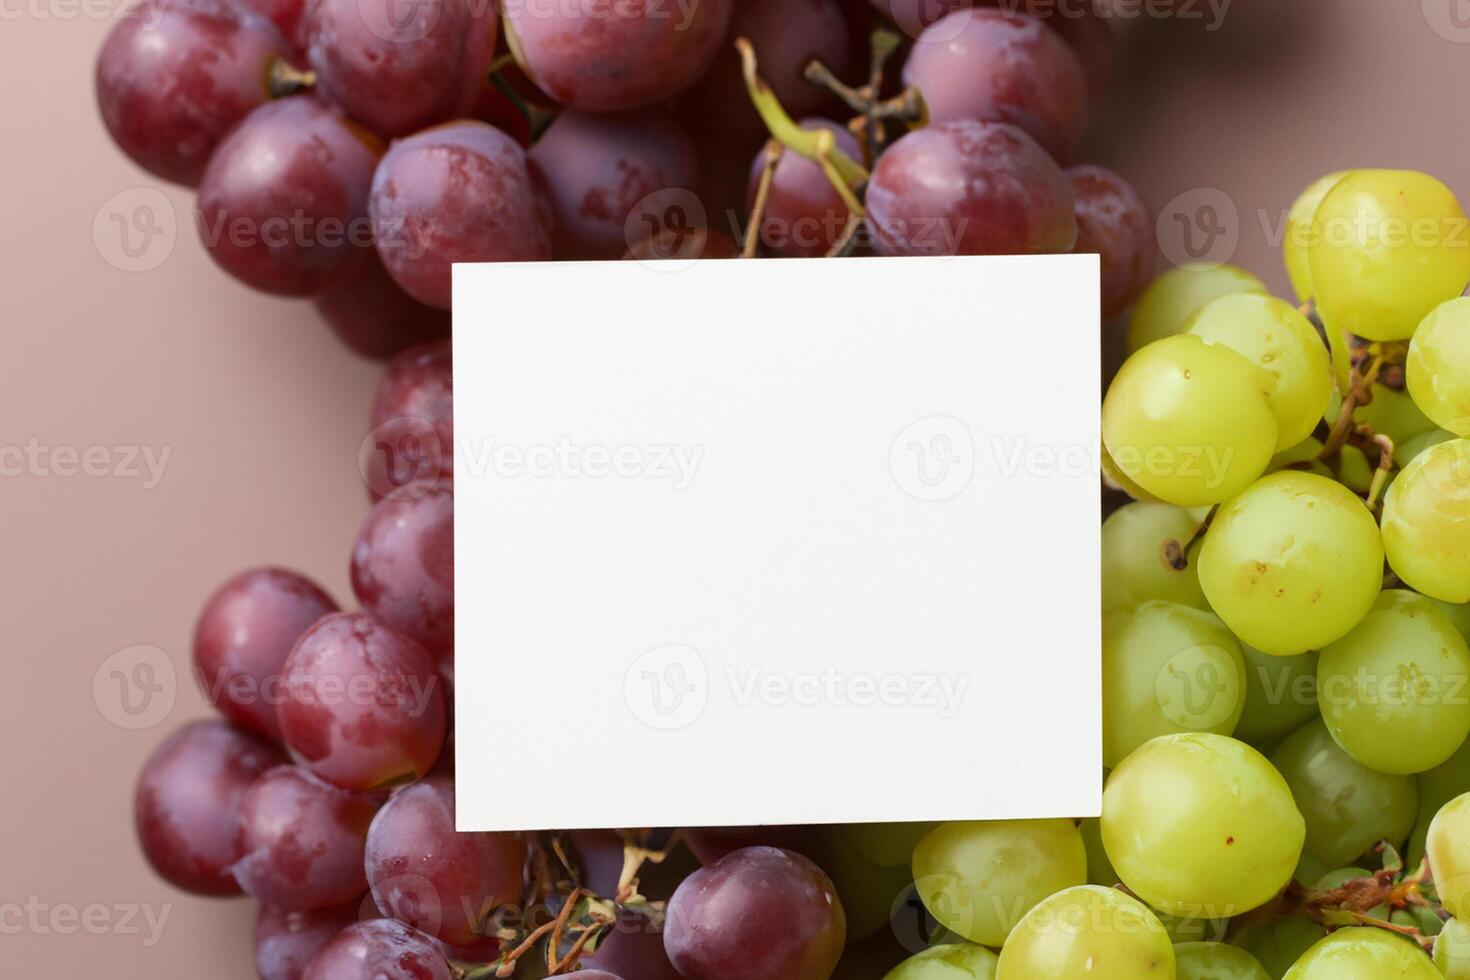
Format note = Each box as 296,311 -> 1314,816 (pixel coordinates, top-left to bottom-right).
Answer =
454,255 -> 1102,831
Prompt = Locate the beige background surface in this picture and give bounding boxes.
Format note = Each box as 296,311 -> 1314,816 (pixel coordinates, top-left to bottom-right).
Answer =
2,1 -> 1467,975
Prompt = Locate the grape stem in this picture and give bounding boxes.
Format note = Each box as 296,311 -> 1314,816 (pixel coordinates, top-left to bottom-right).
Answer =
801,31 -> 924,166
1351,428 -> 1396,512
1162,505 -> 1218,571
826,214 -> 865,258
1319,351 -> 1386,460
265,56 -> 315,99
743,139 -> 785,258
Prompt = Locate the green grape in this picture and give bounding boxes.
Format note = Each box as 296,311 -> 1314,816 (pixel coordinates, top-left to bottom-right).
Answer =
1196,471 -> 1384,656
1382,439 -> 1470,603
1231,916 -> 1325,980
1284,171 -> 1351,303
1101,442 -> 1160,501
1349,384 -> 1438,447
1430,793 -> 1470,919
1100,733 -> 1304,917
1281,927 -> 1440,979
994,885 -> 1175,980
1128,264 -> 1267,352
1102,601 -> 1247,767
1307,169 -> 1470,342
1102,336 -> 1279,506
1267,439 -> 1373,495
1317,590 -> 1470,775
1408,297 -> 1470,437
1270,719 -> 1419,866
1175,941 -> 1272,980
1431,597 -> 1470,643
1292,851 -> 1331,887
1436,917 -> 1470,980
882,943 -> 997,980
1186,293 -> 1335,451
817,826 -> 915,941
1159,911 -> 1227,944
1235,645 -> 1319,746
842,823 -> 939,868
1102,502 -> 1210,612
1396,429 -> 1455,469
911,819 -> 1086,948
1079,801 -> 1118,887
1408,738 -> 1470,865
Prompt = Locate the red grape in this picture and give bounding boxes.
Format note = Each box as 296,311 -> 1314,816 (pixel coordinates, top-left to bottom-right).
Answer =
305,0 -> 498,138
685,0 -> 851,142
351,484 -> 453,661
256,903 -> 362,980
1068,164 -> 1153,318
745,120 -> 861,258
364,777 -> 525,947
134,719 -> 285,896
239,0 -> 309,57
503,0 -> 734,112
314,250 -> 451,362
193,566 -> 338,741
528,110 -> 699,260
364,341 -> 453,501
197,95 -> 381,295
902,8 -> 1089,163
302,919 -> 453,979
96,0 -> 290,185
666,846 -> 846,980
369,122 -> 552,310
582,909 -> 682,980
278,612 -> 446,790
866,119 -> 1076,256
233,765 -> 381,910
869,0 -> 966,38
684,826 -> 819,865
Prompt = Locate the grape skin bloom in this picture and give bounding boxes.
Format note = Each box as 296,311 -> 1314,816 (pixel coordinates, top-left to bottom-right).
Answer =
1281,926 -> 1441,979
994,884 -> 1175,979
1382,438 -> 1470,603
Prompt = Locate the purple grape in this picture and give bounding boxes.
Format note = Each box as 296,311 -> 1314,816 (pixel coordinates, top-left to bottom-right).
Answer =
233,765 -> 381,909
528,110 -> 699,260
582,909 -> 682,980
134,719 -> 284,896
314,250 -> 450,362
256,903 -> 362,980
684,826 -> 819,865
351,482 -> 453,661
665,846 -> 846,980
305,0 -> 498,138
745,119 -> 861,258
1069,164 -> 1153,318
364,341 -> 453,501
277,612 -> 446,790
370,122 -> 552,310
503,0 -> 734,111
238,0 -> 309,57
193,567 -> 338,741
902,8 -> 1089,163
301,920 -> 453,980
96,0 -> 290,185
865,119 -> 1076,256
685,0 -> 852,141
364,777 -> 525,947
197,95 -> 381,295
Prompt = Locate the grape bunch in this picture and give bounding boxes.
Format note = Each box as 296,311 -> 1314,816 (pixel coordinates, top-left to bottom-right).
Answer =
97,0 -> 1155,358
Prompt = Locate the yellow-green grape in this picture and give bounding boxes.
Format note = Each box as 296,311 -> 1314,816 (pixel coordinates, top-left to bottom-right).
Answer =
1436,917 -> 1470,980
1128,263 -> 1268,352
1231,917 -> 1325,980
910,819 -> 1086,948
1432,597 -> 1470,643
994,885 -> 1175,980
1101,443 -> 1160,501
1102,336 -> 1279,506
1408,737 -> 1470,865
1159,912 -> 1227,944
1396,428 -> 1456,468
1079,804 -> 1117,887
1102,502 -> 1210,612
816,826 -> 915,941
1382,439 -> 1470,603
1409,297 -> 1470,436
1235,645 -> 1319,746
1269,438 -> 1330,476
841,823 -> 938,869
1176,941 -> 1272,980
1285,171 -> 1352,303
1317,590 -> 1470,775
1196,471 -> 1384,656
1282,927 -> 1440,979
1270,719 -> 1418,866
1102,601 -> 1246,767
1292,851 -> 1332,888
1267,439 -> 1373,495
1430,793 -> 1470,919
1101,733 -> 1304,917
1307,169 -> 1470,342
1186,293 -> 1335,451
882,943 -> 998,980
